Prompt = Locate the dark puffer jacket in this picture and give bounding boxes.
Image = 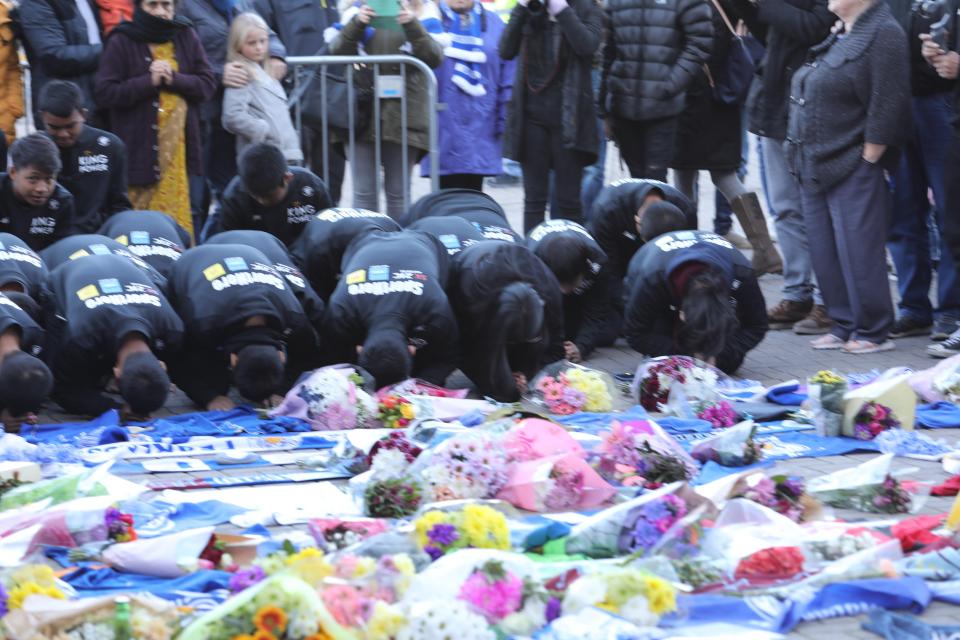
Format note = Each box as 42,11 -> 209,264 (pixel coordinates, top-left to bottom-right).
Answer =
599,0 -> 713,121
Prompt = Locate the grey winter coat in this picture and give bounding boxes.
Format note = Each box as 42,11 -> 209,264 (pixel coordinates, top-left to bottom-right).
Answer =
222,66 -> 304,163
785,0 -> 910,192
599,0 -> 713,121
499,0 -> 603,161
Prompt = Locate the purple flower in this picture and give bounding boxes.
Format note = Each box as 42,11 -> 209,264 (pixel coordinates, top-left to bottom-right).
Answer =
630,519 -> 662,552
545,597 -> 562,622
427,523 -> 459,546
424,545 -> 444,561
228,565 -> 266,593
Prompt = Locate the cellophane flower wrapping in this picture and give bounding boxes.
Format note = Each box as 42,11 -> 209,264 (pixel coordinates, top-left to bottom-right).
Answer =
398,600 -> 495,640
563,483 -> 693,559
560,567 -> 677,628
690,420 -> 762,467
807,370 -> 847,437
593,419 -> 698,488
734,474 -> 816,523
701,498 -> 805,571
2,592 -> 180,640
501,418 -> 583,462
102,526 -> 216,578
526,362 -> 615,415
178,574 -> 351,640
495,454 -> 616,512
411,430 -> 509,502
309,518 -> 391,552
806,454 -> 929,514
633,356 -> 721,414
270,365 -> 378,430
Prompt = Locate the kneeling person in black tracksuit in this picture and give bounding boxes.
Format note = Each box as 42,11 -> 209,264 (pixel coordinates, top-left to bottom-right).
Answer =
99,210 -> 192,278
214,144 -> 333,245
0,134 -> 74,250
288,210 -> 401,302
408,216 -> 489,255
41,234 -> 168,291
449,242 -> 565,401
0,233 -> 48,300
167,244 -> 320,411
323,230 -> 460,388
624,230 -> 769,374
403,189 -> 522,243
42,254 -> 184,418
527,219 -> 616,363
39,81 -> 132,234
0,292 -> 52,429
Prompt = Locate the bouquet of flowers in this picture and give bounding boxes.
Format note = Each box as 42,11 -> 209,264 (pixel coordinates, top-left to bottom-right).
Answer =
455,560 -> 525,623
527,363 -> 615,415
696,400 -> 739,428
413,504 -> 511,560
178,574 -> 349,640
309,518 -> 390,552
378,395 -> 416,429
496,454 -> 616,512
415,431 -> 509,502
398,600 -> 495,640
563,484 -> 697,559
364,478 -> 422,518
105,505 -> 137,543
691,420 -> 762,467
808,370 -> 847,437
1,564 -> 66,613
852,401 -> 900,441
367,432 -> 423,480
501,418 -> 583,463
2,592 -> 181,640
270,365 -> 378,430
807,454 -> 920,514
634,356 -> 720,413
561,568 -> 676,628
593,419 -> 697,489
733,546 -> 806,584
735,474 -> 816,523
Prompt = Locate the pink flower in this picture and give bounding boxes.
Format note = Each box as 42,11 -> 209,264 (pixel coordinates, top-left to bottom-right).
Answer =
322,584 -> 365,627
457,567 -> 524,622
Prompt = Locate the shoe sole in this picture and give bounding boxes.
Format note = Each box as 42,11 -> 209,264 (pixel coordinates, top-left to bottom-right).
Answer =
843,342 -> 895,354
932,332 -> 951,341
927,347 -> 959,359
794,325 -> 832,335
888,327 -> 932,339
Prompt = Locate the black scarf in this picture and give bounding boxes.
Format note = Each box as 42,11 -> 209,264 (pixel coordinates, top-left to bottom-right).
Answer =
112,5 -> 193,43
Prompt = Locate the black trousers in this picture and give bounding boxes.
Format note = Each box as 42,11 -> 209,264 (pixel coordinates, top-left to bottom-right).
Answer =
611,115 -> 677,182
520,120 -> 587,233
439,173 -> 485,191
305,126 -> 346,205
943,126 -> 960,271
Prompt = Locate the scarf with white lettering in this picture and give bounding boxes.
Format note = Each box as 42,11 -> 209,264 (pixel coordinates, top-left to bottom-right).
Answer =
438,0 -> 486,97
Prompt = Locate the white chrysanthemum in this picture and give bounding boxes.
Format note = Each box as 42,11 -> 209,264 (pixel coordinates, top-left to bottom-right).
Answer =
397,601 -> 495,640
371,449 -> 410,480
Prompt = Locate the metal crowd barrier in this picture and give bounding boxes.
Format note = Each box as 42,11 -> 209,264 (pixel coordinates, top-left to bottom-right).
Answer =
287,54 -> 440,214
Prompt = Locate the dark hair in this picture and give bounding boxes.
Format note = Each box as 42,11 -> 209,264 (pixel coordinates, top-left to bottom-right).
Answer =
9,133 -> 62,176
677,268 -> 738,360
2,292 -> 42,324
118,351 -> 170,415
0,351 -> 52,416
233,344 -> 284,402
639,201 -> 687,242
536,235 -> 592,288
359,332 -> 412,387
238,144 -> 288,198
37,80 -> 85,118
499,282 -> 544,344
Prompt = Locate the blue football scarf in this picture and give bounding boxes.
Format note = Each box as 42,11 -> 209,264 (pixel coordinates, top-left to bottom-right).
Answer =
915,402 -> 960,429
439,0 -> 487,96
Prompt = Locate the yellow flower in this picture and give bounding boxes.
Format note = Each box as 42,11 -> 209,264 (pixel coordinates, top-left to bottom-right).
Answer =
232,635 -> 257,640
305,631 -> 334,640
392,553 -> 415,578
462,504 -> 510,550
253,605 -> 288,634
641,575 -> 676,615
252,632 -> 277,640
400,404 -> 415,420
354,556 -> 376,578
288,553 -> 333,585
286,547 -> 324,563
595,599 -> 619,614
364,601 -> 406,640
7,582 -> 49,610
11,565 -> 56,588
413,511 -> 449,549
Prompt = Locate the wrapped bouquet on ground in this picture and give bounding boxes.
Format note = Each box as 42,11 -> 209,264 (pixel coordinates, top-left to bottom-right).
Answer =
592,419 -> 698,489
633,356 -> 721,414
807,370 -> 847,437
842,371 -> 916,437
526,362 -> 615,415
690,420 -> 763,467
270,365 -> 378,431
806,454 -> 929,514
496,453 -> 616,512
413,503 -> 511,561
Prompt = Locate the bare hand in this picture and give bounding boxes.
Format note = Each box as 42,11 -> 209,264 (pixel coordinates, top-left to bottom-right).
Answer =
564,341 -> 582,363
0,409 -> 37,433
919,33 -> 944,63
267,57 -> 288,80
207,395 -> 236,412
356,5 -> 376,25
120,405 -> 151,423
933,51 -> 960,79
222,61 -> 250,89
396,1 -> 414,25
513,372 -> 528,395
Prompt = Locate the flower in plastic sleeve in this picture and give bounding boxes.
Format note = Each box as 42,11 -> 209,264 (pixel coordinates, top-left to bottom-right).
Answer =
370,448 -> 410,481
398,600 -> 496,640
457,561 -> 524,622
365,601 -> 406,640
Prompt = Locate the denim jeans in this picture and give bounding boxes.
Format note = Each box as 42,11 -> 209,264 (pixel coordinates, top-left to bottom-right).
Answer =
887,92 -> 959,324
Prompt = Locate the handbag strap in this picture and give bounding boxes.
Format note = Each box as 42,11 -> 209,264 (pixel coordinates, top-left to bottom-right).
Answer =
708,0 -> 738,38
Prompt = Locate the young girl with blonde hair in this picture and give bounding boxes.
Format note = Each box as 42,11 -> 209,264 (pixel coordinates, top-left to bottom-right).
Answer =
222,12 -> 304,164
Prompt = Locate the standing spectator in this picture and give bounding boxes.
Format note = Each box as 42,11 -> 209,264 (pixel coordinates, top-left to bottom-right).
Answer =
244,0 -> 344,203
330,0 -> 444,219
671,1 -> 782,275
18,0 -> 103,121
179,0 -> 286,231
38,81 -> 132,234
499,0 -> 602,233
0,0 -> 23,142
786,0 -> 909,353
887,4 -> 959,347
599,0 -> 712,182
96,0 -> 134,35
921,0 -> 960,357
222,13 -> 303,163
95,0 -> 218,238
732,0 -> 835,333
422,0 -> 514,191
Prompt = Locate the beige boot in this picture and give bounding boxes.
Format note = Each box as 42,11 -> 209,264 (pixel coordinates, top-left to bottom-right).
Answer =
730,192 -> 783,275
